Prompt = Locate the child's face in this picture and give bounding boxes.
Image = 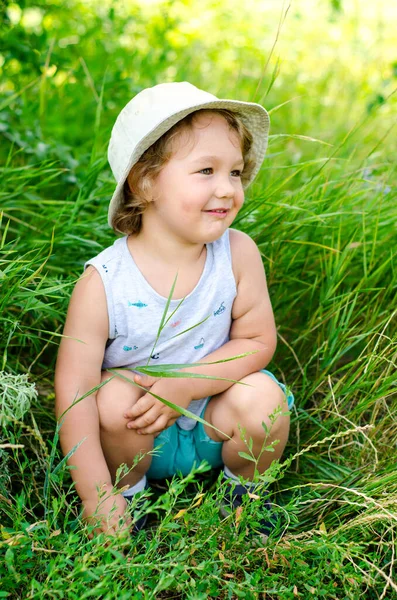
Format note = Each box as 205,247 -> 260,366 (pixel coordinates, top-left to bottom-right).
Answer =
144,112 -> 245,245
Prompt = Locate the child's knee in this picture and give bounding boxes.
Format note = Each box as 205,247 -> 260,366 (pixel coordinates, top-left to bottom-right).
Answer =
96,370 -> 145,435
232,372 -> 289,438
251,374 -> 290,436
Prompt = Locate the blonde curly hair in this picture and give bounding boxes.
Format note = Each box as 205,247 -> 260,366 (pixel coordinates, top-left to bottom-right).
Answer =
112,108 -> 254,235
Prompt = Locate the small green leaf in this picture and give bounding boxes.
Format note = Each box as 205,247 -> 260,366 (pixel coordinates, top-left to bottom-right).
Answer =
238,451 -> 256,462
261,421 -> 270,435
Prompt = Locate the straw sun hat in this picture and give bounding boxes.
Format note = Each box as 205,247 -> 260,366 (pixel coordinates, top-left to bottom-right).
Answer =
107,81 -> 270,228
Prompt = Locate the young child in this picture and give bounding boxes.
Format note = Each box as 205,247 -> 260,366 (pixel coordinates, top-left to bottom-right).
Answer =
55,81 -> 294,539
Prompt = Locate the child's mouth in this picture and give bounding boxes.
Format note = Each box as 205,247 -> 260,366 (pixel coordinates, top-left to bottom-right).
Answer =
203,209 -> 229,217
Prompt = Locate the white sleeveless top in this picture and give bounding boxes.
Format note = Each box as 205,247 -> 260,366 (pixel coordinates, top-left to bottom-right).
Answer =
85,229 -> 237,430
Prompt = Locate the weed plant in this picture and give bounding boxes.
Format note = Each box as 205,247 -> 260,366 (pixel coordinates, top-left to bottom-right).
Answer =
1,1 -> 396,598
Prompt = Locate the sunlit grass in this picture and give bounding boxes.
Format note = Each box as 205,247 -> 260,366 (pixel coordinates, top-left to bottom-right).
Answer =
0,0 -> 396,597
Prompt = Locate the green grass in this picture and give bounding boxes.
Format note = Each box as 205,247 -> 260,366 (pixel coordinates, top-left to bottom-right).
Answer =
1,0 -> 397,598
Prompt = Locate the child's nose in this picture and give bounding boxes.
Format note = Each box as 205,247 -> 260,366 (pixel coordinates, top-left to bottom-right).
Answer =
214,176 -> 235,199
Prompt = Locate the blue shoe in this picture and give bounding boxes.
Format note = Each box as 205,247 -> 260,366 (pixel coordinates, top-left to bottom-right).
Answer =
219,481 -> 276,544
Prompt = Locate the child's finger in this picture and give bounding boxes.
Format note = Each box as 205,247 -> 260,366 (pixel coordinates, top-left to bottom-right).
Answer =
127,406 -> 160,430
137,414 -> 168,435
165,417 -> 178,429
124,394 -> 154,419
134,373 -> 160,388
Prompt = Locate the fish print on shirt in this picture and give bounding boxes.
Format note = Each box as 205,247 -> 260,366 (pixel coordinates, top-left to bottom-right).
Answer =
170,319 -> 181,328
151,353 -> 160,360
194,337 -> 205,350
123,345 -> 138,352
128,300 -> 148,308
102,264 -> 108,273
213,301 -> 226,316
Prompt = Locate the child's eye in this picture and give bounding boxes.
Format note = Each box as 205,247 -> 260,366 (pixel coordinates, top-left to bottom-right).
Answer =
199,168 -> 242,177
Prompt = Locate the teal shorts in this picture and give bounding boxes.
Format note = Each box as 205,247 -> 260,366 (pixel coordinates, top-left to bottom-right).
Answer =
146,369 -> 294,480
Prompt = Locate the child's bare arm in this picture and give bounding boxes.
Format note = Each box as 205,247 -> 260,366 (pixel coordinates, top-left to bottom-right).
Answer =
55,267 -> 115,510
177,227 -> 277,398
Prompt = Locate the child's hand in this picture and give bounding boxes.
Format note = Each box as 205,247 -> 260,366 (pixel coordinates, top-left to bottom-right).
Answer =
124,374 -> 194,435
82,489 -> 131,539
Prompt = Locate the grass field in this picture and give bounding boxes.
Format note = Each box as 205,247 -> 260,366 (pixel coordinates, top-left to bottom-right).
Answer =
1,0 -> 396,597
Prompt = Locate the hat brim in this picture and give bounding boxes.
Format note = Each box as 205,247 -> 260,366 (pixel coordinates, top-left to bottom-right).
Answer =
108,98 -> 270,229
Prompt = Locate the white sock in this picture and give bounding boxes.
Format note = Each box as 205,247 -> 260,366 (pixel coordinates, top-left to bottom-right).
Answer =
223,466 -> 255,487
223,465 -> 240,481
121,475 -> 147,498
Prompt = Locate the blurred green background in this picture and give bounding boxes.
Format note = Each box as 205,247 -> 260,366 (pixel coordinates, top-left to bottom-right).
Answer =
1,0 -> 396,186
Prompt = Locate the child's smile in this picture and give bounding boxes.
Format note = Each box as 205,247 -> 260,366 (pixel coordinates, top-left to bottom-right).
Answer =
141,112 -> 245,246
203,208 -> 230,217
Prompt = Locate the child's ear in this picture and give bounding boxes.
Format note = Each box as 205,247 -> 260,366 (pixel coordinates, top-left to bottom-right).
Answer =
144,175 -> 157,203
127,169 -> 156,203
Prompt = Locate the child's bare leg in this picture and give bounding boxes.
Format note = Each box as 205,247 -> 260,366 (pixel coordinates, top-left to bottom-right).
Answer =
203,372 -> 290,480
96,370 -> 154,488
